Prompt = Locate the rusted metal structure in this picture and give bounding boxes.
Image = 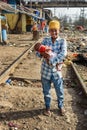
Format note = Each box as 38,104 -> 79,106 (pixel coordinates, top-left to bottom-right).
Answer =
27,0 -> 87,8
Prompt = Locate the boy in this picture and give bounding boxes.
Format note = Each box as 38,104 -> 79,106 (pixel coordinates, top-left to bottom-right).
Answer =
34,20 -> 67,116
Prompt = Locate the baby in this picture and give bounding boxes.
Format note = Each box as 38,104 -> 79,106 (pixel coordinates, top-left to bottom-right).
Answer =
34,43 -> 63,71
34,42 -> 56,56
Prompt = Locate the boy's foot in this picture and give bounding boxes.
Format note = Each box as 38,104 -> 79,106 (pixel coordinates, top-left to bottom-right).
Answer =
44,109 -> 51,116
59,108 -> 65,116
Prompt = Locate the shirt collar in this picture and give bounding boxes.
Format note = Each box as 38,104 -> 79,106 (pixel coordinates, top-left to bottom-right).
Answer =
50,36 -> 60,41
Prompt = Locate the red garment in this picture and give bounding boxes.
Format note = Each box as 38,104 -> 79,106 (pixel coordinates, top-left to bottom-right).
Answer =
38,45 -> 46,53
32,24 -> 38,31
2,0 -> 7,2
41,21 -> 46,30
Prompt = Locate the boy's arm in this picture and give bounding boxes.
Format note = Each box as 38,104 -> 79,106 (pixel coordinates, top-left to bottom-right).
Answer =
49,39 -> 67,66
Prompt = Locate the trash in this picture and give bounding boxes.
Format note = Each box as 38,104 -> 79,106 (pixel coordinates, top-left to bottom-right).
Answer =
64,59 -> 72,65
78,91 -> 82,95
8,122 -> 18,129
84,109 -> 87,115
6,78 -> 11,85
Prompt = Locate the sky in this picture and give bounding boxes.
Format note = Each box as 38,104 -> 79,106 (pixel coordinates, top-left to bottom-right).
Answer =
47,7 -> 84,17
46,7 -> 87,21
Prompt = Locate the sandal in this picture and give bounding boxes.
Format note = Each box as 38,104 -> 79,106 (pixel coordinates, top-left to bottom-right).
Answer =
44,109 -> 51,116
59,108 -> 65,116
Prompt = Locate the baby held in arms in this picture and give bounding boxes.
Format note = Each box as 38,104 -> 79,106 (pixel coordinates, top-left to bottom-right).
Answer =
34,42 -> 63,71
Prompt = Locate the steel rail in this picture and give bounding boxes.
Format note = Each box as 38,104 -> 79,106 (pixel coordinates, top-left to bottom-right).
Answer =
0,43 -> 36,84
1,39 -> 87,97
71,62 -> 87,96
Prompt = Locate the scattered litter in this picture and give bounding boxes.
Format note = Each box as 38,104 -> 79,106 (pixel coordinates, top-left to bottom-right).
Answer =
84,109 -> 87,115
8,122 -> 18,129
5,78 -> 12,85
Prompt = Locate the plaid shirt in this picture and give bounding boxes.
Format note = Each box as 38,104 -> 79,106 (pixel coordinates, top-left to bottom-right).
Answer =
36,36 -> 67,80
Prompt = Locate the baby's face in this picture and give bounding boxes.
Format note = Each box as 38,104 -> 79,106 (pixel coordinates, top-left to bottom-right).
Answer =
49,29 -> 59,39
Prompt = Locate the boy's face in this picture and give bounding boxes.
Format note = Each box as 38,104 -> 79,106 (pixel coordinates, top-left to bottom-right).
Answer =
49,29 -> 59,39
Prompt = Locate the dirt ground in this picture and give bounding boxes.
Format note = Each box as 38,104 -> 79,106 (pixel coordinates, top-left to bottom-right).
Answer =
0,33 -> 87,130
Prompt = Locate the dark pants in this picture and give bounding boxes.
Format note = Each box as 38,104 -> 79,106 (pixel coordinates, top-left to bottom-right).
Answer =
33,31 -> 39,40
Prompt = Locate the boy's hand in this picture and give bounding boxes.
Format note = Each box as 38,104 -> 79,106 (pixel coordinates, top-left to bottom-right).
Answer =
45,46 -> 51,51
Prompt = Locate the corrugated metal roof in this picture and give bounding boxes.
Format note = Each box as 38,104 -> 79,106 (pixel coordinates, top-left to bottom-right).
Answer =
0,1 -> 18,13
17,5 -> 43,20
0,1 -> 43,20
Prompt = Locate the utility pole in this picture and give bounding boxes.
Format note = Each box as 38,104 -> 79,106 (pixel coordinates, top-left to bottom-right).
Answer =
30,0 -> 32,8
67,0 -> 69,9
42,0 -> 44,9
54,8 -> 56,16
80,8 -> 85,26
20,0 -> 21,5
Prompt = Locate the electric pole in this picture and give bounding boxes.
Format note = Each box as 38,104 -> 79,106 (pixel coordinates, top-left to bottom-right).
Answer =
54,8 -> 56,16
80,8 -> 85,26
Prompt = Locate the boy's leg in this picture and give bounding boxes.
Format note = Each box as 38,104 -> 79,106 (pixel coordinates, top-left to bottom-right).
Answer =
53,77 -> 64,115
41,77 -> 51,110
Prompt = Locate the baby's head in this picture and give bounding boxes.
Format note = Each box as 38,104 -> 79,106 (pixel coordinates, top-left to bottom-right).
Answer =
34,43 -> 47,53
34,43 -> 41,51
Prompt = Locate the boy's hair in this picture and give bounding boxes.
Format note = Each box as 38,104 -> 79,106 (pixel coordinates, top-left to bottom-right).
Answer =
49,20 -> 60,29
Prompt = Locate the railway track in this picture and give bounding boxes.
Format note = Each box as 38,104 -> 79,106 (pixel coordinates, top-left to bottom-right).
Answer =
0,34 -> 87,129
71,53 -> 87,96
0,46 -> 87,130
0,35 -> 43,84
0,48 -> 87,97
71,61 -> 87,96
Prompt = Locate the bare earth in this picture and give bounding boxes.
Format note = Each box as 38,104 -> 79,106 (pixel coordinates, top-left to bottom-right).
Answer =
0,33 -> 87,130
